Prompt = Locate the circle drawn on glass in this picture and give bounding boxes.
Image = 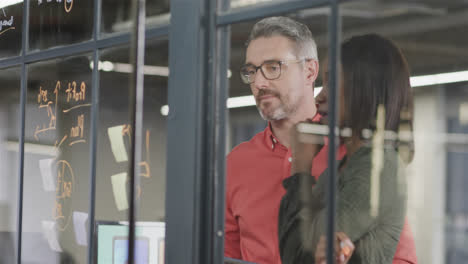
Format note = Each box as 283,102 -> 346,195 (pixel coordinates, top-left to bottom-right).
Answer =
64,0 -> 73,13
53,160 -> 75,231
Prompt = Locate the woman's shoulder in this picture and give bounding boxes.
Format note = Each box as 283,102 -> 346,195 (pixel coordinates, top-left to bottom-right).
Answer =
343,145 -> 404,179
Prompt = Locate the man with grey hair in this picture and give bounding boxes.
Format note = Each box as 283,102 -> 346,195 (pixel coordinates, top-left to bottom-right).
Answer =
225,16 -> 319,264
224,16 -> 416,264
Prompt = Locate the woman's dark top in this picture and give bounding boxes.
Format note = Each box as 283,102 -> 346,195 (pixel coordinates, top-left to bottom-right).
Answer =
278,146 -> 407,264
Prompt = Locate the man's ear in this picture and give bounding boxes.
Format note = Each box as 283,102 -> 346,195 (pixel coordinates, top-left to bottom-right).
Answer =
305,59 -> 319,86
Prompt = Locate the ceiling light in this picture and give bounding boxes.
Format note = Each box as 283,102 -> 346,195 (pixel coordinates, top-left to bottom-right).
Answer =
160,105 -> 169,116
226,95 -> 256,109
160,87 -> 324,116
410,70 -> 468,87
101,61 -> 114,72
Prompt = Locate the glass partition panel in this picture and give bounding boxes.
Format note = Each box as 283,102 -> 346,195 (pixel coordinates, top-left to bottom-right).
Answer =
22,54 -> 92,263
95,37 -> 168,263
0,1 -> 23,58
101,0 -> 169,36
225,12 -> 332,264
29,0 -> 94,51
337,1 -> 468,263
0,66 -> 21,263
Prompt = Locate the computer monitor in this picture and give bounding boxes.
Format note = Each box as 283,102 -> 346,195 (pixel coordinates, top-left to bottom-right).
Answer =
95,221 -> 165,264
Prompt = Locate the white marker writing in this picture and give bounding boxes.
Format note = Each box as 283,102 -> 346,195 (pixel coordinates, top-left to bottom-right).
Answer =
0,16 -> 13,31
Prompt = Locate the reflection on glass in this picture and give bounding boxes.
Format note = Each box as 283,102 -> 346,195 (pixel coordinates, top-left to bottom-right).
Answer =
0,1 -> 23,58
0,67 -> 20,263
29,0 -> 93,51
23,54 -> 92,263
95,38 -> 168,263
101,0 -> 169,35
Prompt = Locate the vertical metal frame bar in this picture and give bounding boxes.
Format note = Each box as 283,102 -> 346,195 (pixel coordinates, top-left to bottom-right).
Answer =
208,0 -> 230,262
165,0 -> 218,262
326,0 -> 341,263
16,65 -> 27,264
205,0 -> 217,261
87,50 -> 100,264
16,66 -> 27,264
128,0 -> 146,262
22,0 -> 30,54
16,0 -> 30,263
87,0 -> 102,262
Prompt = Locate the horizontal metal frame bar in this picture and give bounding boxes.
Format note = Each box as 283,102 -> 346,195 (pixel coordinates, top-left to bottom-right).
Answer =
216,0 -> 331,26
97,25 -> 169,49
0,56 -> 22,69
146,25 -> 170,40
216,0 -> 355,26
0,24 -> 169,69
25,41 -> 98,63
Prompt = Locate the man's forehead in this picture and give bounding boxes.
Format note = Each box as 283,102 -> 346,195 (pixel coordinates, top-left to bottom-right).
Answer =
245,36 -> 296,64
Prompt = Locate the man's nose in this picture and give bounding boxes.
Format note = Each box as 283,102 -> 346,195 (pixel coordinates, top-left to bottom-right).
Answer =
253,70 -> 269,90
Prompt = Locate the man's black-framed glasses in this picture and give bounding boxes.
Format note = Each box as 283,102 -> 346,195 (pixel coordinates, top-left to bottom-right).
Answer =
240,59 -> 306,84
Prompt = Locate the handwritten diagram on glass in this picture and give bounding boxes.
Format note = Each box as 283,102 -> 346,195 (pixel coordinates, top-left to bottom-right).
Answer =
32,80 -> 89,231
37,0 -> 74,13
0,10 -> 15,36
0,3 -> 22,57
26,73 -> 92,257
53,159 -> 75,231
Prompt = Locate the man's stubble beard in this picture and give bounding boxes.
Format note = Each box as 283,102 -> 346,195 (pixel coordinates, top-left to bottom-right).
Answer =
257,93 -> 300,121
258,104 -> 287,121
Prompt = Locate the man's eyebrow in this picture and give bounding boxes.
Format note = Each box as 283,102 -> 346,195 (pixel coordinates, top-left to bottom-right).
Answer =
244,59 -> 281,66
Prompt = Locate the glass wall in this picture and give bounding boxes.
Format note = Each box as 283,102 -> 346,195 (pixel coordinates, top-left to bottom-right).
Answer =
0,67 -> 21,263
29,0 -> 94,51
0,2 -> 23,57
225,12 -> 331,264
95,39 -> 168,263
1,0 -> 468,263
339,1 -> 468,263
223,1 -> 468,264
0,0 -> 170,262
101,0 -> 169,35
22,54 -> 92,263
